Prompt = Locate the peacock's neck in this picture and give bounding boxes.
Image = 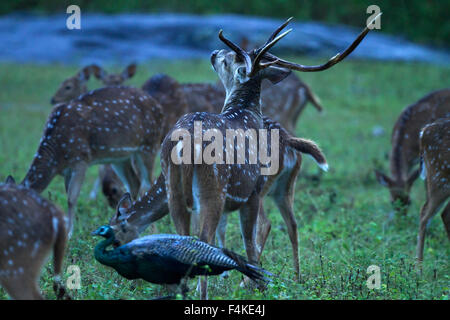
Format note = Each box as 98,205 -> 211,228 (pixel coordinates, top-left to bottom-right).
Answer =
94,237 -> 118,266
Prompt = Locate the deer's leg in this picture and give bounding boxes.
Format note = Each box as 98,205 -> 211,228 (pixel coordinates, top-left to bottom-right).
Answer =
64,162 -> 87,236
1,278 -> 43,300
135,151 -> 155,197
216,213 -> 228,248
216,213 -> 231,279
52,221 -> 69,300
196,168 -> 226,300
272,158 -> 301,280
416,198 -> 443,265
441,201 -> 450,240
111,160 -> 139,199
167,164 -> 191,236
255,201 -> 271,263
273,192 -> 299,281
89,167 -> 101,200
239,191 -> 260,265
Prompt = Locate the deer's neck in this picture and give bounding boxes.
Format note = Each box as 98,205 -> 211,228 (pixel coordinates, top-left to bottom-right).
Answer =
22,137 -> 60,193
390,118 -> 420,184
222,78 -> 262,116
128,174 -> 169,233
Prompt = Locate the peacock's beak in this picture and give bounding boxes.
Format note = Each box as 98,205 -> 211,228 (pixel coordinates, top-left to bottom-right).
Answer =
91,229 -> 101,236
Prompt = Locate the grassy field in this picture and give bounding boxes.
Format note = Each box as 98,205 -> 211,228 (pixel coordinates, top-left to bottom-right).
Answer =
0,58 -> 449,300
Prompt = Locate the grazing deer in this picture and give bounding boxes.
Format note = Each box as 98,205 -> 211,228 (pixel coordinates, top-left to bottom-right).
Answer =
375,89 -> 450,213
416,119 -> 450,265
0,176 -> 69,300
109,116 -> 327,281
22,86 -> 163,234
157,16 -> 378,298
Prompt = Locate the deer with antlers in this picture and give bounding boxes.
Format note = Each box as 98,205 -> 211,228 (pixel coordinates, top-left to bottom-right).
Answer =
416,118 -> 450,265
0,176 -> 69,300
375,89 -> 450,213
22,86 -> 163,234
109,116 -> 327,281
155,16 -> 379,298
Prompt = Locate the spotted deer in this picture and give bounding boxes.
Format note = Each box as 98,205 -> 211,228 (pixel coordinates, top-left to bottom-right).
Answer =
92,73 -> 192,208
22,87 -> 163,234
0,176 -> 69,300
49,64 -> 141,205
416,119 -> 450,265
375,89 -> 450,213
100,65 -> 324,207
158,16 -> 378,298
109,116 -> 327,280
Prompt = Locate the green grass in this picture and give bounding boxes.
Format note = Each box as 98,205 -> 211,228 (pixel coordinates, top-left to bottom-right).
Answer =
0,58 -> 449,300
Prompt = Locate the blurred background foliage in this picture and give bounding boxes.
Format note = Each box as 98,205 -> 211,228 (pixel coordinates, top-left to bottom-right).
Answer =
0,0 -> 448,47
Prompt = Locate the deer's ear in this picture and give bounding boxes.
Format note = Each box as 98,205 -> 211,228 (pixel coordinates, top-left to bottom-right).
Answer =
89,64 -> 105,80
261,66 -> 291,84
116,193 -> 132,217
5,175 -> 15,185
375,170 -> 393,187
78,66 -> 93,82
235,66 -> 249,83
122,63 -> 137,79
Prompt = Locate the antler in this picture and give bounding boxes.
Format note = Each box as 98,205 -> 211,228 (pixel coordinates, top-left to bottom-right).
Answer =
264,13 -> 382,72
249,17 -> 293,76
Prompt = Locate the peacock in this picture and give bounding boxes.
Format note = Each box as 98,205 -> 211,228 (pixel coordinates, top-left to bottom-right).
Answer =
92,225 -> 271,298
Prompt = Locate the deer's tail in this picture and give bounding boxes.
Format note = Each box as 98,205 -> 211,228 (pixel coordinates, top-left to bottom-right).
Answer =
303,83 -> 324,112
287,137 -> 328,171
52,215 -> 70,299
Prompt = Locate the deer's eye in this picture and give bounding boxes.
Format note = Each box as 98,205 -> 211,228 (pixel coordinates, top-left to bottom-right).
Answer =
222,60 -> 228,67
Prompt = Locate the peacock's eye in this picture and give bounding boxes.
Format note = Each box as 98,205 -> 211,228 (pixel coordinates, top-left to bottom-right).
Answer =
65,85 -> 71,90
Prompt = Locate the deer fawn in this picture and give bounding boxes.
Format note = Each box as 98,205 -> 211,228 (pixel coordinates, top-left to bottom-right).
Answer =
157,15 -> 378,298
416,119 -> 450,265
375,89 -> 450,213
22,86 -> 163,234
0,176 -> 69,300
109,116 -> 327,281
